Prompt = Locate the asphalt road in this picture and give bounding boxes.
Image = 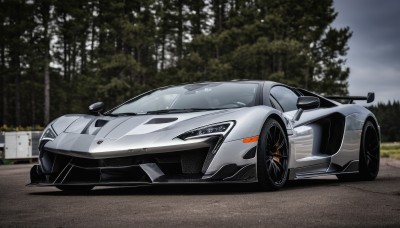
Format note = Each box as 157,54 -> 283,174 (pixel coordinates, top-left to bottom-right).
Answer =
0,159 -> 399,228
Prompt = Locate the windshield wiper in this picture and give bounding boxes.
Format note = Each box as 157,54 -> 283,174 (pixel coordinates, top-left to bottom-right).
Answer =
146,108 -> 219,114
104,112 -> 138,116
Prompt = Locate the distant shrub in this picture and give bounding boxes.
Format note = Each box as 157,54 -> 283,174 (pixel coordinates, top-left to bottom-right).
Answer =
369,101 -> 400,142
0,125 -> 44,132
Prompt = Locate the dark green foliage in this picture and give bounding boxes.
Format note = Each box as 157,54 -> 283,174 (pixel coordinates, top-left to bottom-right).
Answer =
369,101 -> 400,142
1,0 -> 352,127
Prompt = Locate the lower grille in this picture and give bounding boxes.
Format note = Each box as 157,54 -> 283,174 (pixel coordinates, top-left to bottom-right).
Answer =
40,147 -> 210,183
181,151 -> 207,174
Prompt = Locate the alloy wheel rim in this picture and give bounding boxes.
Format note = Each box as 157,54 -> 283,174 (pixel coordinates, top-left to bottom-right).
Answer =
265,123 -> 289,185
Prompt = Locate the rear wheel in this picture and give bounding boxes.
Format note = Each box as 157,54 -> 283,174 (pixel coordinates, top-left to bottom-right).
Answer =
56,185 -> 94,192
359,121 -> 380,180
257,118 -> 289,191
337,121 -> 380,181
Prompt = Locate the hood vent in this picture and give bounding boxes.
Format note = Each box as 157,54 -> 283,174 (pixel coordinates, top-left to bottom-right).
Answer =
145,118 -> 178,124
95,119 -> 109,127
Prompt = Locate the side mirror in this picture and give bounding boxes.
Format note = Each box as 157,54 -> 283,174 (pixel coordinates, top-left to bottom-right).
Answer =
89,102 -> 105,115
297,96 -> 320,110
292,96 -> 320,121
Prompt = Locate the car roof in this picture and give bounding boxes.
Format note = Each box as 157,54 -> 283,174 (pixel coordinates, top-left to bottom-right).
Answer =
167,80 -> 280,88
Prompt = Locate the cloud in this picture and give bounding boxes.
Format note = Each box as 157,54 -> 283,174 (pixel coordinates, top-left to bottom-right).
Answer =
333,0 -> 400,103
349,66 -> 400,102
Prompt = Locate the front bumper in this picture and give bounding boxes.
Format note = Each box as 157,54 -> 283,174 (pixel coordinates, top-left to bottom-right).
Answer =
29,139 -> 258,187
29,163 -> 256,186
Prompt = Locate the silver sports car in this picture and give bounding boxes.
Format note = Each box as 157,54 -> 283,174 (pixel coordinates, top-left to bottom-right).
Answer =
29,81 -> 380,191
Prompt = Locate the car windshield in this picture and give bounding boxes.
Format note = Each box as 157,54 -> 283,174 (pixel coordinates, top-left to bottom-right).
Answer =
110,82 -> 259,115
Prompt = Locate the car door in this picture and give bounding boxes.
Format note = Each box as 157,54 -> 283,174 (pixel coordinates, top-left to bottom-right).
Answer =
269,86 -> 331,175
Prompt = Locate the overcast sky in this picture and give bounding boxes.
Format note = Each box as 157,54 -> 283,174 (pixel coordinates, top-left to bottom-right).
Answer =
333,0 -> 400,103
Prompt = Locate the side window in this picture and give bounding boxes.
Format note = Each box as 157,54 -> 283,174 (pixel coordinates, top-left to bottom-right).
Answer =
270,86 -> 299,112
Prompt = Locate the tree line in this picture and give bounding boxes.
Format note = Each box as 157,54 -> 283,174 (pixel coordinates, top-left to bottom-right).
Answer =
369,101 -> 400,142
0,0 -> 352,127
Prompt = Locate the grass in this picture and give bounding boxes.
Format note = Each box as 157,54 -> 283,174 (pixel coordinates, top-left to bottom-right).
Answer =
381,143 -> 400,159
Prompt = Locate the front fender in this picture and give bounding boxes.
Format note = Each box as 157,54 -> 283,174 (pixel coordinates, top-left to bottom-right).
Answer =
224,106 -> 286,142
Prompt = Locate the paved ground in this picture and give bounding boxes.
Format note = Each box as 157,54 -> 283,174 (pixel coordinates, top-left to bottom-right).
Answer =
0,159 -> 399,227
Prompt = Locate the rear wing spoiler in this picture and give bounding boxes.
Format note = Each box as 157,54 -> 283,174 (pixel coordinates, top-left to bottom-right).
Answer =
325,92 -> 375,104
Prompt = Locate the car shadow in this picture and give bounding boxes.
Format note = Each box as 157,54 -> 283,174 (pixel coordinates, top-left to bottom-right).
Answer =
29,178 -> 343,196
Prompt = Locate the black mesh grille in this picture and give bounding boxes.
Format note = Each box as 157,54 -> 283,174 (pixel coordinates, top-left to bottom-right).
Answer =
181,149 -> 208,174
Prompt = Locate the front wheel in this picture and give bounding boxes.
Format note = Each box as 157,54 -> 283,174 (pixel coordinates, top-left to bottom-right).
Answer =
257,118 -> 289,191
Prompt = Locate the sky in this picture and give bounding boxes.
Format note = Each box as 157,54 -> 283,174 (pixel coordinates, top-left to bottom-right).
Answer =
333,0 -> 400,103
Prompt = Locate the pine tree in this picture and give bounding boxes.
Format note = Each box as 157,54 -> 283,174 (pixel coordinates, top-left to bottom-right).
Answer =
0,0 -> 354,128
176,0 -> 351,95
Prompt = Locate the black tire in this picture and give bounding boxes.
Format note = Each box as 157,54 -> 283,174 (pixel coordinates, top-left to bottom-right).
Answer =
336,121 -> 380,181
359,121 -> 380,180
257,118 -> 289,191
56,185 -> 94,192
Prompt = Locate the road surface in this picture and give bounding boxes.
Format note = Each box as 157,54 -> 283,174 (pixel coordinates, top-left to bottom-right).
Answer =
0,159 -> 399,227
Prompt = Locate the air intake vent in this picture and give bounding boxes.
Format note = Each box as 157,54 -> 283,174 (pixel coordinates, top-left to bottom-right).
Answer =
95,119 -> 108,127
145,118 -> 178,124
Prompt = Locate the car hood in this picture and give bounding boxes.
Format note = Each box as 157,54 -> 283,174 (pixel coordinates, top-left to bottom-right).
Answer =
44,108 -> 252,158
44,106 -> 279,158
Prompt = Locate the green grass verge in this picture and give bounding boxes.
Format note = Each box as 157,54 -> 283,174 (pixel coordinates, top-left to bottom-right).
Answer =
381,143 -> 400,159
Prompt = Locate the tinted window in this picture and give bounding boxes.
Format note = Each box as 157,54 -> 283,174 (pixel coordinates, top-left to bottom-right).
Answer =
270,86 -> 298,112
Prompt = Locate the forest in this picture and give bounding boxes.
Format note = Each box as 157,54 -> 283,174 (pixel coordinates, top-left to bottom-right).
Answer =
1,0 -> 398,142
369,102 -> 400,142
0,0 -> 352,127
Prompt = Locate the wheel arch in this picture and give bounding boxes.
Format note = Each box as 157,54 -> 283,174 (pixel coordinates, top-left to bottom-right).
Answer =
256,113 -> 291,190
266,113 -> 289,139
353,114 -> 381,181
365,115 -> 380,141
262,112 -> 290,161
267,112 -> 291,167
256,112 -> 289,169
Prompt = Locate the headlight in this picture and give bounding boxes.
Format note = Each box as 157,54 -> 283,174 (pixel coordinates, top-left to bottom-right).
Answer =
40,127 -> 57,142
38,126 -> 57,151
177,121 -> 235,140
